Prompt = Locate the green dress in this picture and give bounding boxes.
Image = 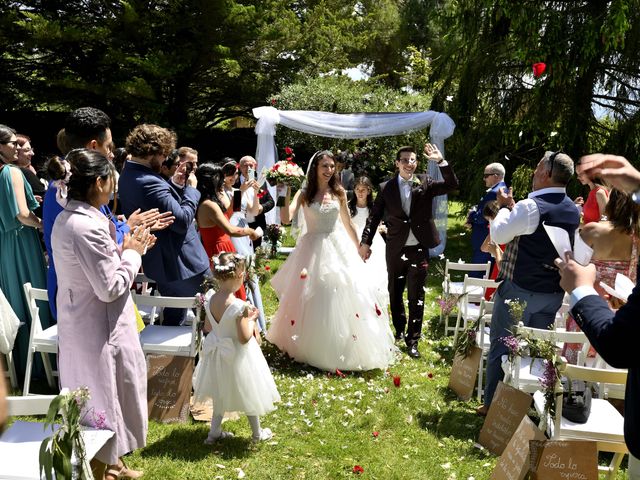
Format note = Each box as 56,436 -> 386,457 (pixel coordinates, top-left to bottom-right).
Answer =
0,164 -> 50,385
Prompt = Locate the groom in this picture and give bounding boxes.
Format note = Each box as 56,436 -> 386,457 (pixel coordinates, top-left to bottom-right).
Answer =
359,144 -> 458,358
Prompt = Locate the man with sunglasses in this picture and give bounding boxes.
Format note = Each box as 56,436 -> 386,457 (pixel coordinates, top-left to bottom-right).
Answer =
467,163 -> 506,275
478,151 -> 580,415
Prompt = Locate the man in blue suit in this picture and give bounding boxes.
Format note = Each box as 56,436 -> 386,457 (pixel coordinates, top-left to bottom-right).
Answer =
118,124 -> 210,326
467,162 -> 506,276
556,153 -> 640,478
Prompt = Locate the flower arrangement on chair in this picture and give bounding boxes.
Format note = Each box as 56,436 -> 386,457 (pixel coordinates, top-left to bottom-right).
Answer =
40,386 -> 105,480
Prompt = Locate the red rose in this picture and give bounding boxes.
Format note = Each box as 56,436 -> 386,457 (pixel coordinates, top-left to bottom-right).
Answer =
285,146 -> 293,155
257,191 -> 266,199
265,265 -> 271,271
352,465 -> 364,474
532,62 -> 546,78
372,431 -> 379,438
393,375 -> 401,387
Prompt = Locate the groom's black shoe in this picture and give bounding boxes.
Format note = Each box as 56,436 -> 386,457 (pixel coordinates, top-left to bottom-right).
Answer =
407,345 -> 421,359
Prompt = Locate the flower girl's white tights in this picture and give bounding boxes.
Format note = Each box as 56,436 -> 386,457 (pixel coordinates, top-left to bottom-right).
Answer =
209,414 -> 262,438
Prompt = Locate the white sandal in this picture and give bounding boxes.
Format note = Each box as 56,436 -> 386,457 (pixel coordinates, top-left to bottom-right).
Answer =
252,428 -> 272,442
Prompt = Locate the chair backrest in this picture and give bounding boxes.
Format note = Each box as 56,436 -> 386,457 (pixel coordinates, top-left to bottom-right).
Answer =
7,388 -> 68,416
564,364 -> 628,386
131,293 -> 200,356
478,299 -> 494,323
133,272 -> 156,296
22,283 -> 49,339
515,323 -> 588,344
462,274 -> 501,292
445,259 -> 491,280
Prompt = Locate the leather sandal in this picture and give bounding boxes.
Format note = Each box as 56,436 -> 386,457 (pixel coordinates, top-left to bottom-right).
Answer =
104,460 -> 143,479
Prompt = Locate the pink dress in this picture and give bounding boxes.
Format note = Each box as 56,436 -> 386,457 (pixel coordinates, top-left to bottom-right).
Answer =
563,234 -> 638,364
51,200 -> 147,464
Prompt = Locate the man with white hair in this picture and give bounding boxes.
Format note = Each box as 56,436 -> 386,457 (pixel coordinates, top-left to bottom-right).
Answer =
467,162 -> 506,275
236,155 -> 274,248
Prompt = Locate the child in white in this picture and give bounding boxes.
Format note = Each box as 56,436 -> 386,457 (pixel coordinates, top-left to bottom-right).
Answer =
193,252 -> 280,443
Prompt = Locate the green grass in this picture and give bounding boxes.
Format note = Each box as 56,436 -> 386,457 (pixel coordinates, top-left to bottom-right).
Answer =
13,202 -> 628,479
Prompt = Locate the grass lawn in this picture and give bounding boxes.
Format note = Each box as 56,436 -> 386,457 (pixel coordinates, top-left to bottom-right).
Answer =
13,202 -> 629,479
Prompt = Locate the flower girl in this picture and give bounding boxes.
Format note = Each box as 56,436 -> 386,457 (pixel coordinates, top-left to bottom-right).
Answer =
193,252 -> 280,443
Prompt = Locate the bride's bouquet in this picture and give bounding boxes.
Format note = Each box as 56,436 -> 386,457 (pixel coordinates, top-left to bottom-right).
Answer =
266,146 -> 305,189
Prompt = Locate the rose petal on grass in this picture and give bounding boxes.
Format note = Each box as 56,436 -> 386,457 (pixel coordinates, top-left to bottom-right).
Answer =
352,465 -> 364,474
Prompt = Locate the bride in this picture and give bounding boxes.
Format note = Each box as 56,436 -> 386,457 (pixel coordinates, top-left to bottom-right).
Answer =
266,151 -> 396,372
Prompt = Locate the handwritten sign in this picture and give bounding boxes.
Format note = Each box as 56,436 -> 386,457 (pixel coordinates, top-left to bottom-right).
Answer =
448,346 -> 482,401
529,440 -> 597,480
147,354 -> 194,423
479,381 -> 532,455
490,416 -> 546,480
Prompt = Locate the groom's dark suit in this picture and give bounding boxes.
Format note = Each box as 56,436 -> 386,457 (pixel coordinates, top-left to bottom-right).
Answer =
361,165 -> 458,347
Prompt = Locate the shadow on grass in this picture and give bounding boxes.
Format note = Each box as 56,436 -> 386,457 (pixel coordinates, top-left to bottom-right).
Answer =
141,425 -> 254,461
415,408 -> 484,444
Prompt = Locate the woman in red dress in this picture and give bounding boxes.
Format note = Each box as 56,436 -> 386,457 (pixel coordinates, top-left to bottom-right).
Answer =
575,169 -> 609,224
196,162 -> 259,300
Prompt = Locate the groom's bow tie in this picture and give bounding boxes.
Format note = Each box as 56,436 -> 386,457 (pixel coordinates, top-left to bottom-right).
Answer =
400,177 -> 414,187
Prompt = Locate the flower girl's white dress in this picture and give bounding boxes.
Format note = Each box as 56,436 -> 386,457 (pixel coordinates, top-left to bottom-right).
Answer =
194,296 -> 280,415
266,199 -> 396,371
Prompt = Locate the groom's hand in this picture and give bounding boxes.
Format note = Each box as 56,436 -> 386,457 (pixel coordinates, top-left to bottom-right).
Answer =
358,244 -> 371,262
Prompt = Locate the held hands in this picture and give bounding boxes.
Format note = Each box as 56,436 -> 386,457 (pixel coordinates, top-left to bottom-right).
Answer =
423,143 -> 444,163
554,252 -> 596,294
497,186 -> 515,209
577,154 -> 640,194
358,244 -> 371,262
123,226 -> 156,256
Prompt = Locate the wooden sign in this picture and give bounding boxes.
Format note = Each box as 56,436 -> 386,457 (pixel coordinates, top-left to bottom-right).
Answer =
478,381 -> 532,455
448,346 -> 482,401
490,416 -> 546,480
147,354 -> 194,423
529,440 -> 598,480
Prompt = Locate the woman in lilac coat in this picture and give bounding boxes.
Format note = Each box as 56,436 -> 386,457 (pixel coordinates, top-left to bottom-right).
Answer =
50,149 -> 155,479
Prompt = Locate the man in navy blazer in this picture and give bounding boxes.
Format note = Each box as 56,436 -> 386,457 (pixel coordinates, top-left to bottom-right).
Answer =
556,153 -> 640,477
467,162 -> 506,275
119,124 -> 210,326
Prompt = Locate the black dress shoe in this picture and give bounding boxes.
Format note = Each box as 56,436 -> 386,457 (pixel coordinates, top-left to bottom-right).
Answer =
407,345 -> 421,359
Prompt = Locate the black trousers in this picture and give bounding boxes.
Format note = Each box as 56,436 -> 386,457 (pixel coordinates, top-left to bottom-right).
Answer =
386,244 -> 428,347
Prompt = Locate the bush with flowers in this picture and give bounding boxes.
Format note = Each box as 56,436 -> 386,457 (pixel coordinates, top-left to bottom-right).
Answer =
266,146 -> 305,189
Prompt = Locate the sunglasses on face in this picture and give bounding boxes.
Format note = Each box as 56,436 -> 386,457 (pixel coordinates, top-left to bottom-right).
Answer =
483,173 -> 496,178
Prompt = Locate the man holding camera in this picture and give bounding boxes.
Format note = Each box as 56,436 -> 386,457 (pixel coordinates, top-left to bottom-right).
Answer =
235,155 -> 274,249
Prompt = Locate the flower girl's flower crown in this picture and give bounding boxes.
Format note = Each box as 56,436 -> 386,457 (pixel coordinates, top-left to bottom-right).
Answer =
212,252 -> 246,280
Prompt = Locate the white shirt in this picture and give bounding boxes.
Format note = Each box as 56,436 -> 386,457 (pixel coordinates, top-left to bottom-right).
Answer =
397,175 -> 419,246
490,187 -> 567,245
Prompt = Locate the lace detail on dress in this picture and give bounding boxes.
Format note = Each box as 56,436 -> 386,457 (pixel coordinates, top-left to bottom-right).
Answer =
303,199 -> 341,234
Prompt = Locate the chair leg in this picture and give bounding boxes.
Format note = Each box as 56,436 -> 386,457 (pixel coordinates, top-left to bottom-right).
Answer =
5,352 -> 18,389
41,351 -> 56,389
23,348 -> 34,395
607,452 -> 625,479
452,311 -> 463,345
477,355 -> 484,403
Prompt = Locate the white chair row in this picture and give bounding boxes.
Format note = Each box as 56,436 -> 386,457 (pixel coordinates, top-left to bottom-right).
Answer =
21,281 -> 201,396
441,260 -> 492,335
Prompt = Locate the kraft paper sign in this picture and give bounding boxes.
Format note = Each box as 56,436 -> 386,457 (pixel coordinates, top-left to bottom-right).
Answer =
529,440 -> 598,480
147,354 -> 194,423
490,416 -> 546,480
448,346 -> 482,401
478,381 -> 532,455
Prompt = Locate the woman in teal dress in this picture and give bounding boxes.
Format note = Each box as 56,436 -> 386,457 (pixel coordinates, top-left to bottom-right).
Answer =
0,124 -> 50,385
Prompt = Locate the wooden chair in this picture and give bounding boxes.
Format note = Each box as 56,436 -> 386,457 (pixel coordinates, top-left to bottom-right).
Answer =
441,259 -> 491,335
452,275 -> 500,344
22,283 -> 58,395
134,293 -> 201,357
534,364 -> 628,479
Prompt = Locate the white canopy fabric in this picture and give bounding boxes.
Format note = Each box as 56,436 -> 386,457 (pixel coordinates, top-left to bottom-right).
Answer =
252,106 -> 456,256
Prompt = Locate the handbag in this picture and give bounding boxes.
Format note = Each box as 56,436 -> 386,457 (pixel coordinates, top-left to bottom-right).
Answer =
561,378 -> 592,424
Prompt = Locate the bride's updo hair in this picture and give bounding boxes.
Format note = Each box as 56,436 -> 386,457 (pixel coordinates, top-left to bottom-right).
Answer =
212,252 -> 246,281
46,148 -> 115,202
303,150 -> 344,205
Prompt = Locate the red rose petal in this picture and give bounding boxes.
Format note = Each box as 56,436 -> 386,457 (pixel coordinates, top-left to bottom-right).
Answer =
427,372 -> 434,379
355,313 -> 360,318
393,375 -> 401,387
265,265 -> 271,271
336,369 -> 346,378
532,62 -> 547,78
291,319 -> 295,326
372,431 -> 379,438
375,304 -> 382,316
353,465 -> 364,474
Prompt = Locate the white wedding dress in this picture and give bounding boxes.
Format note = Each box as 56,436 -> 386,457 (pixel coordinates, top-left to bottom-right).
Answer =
352,206 -> 390,307
266,199 -> 396,371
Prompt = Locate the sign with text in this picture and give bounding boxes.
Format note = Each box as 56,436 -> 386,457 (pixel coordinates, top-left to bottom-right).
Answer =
478,381 -> 532,455
448,346 -> 482,401
147,354 -> 194,423
490,416 -> 546,480
529,440 -> 597,480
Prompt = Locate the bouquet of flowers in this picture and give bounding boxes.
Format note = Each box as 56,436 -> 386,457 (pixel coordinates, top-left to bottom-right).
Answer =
265,223 -> 284,257
266,146 -> 305,189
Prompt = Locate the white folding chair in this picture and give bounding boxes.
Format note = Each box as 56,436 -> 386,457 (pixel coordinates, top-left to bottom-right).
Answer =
441,259 -> 491,335
475,299 -> 494,402
1,389 -> 113,480
3,351 -> 18,390
132,272 -> 159,323
452,275 -> 500,344
22,283 -> 58,395
134,293 -> 200,357
505,324 -> 591,395
534,364 -> 628,479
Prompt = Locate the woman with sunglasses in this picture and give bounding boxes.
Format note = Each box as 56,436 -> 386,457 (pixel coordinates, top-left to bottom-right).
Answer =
0,124 -> 49,384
